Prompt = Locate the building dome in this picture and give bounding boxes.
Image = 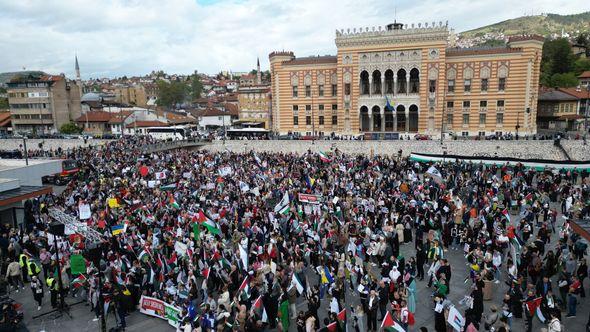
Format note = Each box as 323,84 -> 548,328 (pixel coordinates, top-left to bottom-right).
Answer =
81,92 -> 101,102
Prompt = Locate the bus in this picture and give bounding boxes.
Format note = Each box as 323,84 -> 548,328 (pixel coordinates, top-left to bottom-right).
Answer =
145,126 -> 190,141
226,128 -> 270,140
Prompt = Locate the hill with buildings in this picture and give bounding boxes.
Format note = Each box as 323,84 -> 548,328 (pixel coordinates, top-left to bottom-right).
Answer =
456,12 -> 590,47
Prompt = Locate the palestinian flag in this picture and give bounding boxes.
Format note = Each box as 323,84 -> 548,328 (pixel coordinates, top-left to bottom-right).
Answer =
326,321 -> 338,332
252,296 -> 268,323
167,252 -> 177,267
319,151 -> 331,162
336,308 -> 346,330
525,297 -> 542,316
291,273 -> 304,294
160,183 -> 177,191
203,219 -> 221,235
138,249 -> 151,262
201,266 -> 210,279
72,274 -> 87,288
192,222 -> 200,240
381,310 -> 406,332
274,192 -> 290,215
501,208 -> 511,223
169,194 -> 180,209
524,192 -> 533,204
238,276 -> 250,298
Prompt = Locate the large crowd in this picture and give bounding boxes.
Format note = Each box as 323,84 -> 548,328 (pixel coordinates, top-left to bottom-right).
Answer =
1,136 -> 589,332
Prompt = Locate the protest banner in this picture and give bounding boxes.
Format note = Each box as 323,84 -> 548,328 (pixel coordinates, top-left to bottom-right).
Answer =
298,193 -> 322,205
139,295 -> 181,328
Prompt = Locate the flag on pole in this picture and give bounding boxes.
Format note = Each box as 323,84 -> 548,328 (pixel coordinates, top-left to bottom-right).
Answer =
192,222 -> 200,240
381,310 -> 406,332
203,219 -> 221,235
501,209 -> 511,223
238,277 -> 250,299
72,274 -> 87,288
252,296 -> 268,322
323,266 -> 334,284
138,249 -> 150,262
337,308 -> 346,331
274,192 -> 290,215
279,300 -> 290,330
426,166 -> 443,184
111,224 -> 124,236
291,273 -> 304,294
169,194 -> 180,209
319,151 -> 331,162
201,266 -> 210,279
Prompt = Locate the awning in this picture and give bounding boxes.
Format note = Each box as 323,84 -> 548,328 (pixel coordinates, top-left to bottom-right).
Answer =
559,114 -> 584,120
0,186 -> 52,207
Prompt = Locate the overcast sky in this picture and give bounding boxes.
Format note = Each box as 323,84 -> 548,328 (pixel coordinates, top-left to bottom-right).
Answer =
0,0 -> 587,79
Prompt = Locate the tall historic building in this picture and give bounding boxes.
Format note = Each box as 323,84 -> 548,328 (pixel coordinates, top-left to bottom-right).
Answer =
270,22 -> 543,137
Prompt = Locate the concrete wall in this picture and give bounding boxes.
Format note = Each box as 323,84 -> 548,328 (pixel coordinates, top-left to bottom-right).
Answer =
206,139 -> 590,161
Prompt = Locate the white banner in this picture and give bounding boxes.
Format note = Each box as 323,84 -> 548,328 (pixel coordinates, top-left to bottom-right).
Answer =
78,204 -> 91,220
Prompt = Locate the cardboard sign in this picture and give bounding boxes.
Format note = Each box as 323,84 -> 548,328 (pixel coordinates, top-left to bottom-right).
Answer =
78,204 -> 91,220
155,171 -> 167,180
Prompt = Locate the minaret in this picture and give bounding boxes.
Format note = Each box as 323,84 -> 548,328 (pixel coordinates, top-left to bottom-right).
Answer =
256,57 -> 262,85
75,55 -> 82,97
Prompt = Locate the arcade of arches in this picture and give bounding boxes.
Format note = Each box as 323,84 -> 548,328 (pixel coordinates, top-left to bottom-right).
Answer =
359,104 -> 419,133
359,68 -> 420,97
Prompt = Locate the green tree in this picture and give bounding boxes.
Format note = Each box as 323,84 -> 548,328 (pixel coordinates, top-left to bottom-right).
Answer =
573,57 -> 590,76
541,38 -> 576,86
60,122 -> 82,134
189,74 -> 203,100
0,98 -> 8,109
156,79 -> 188,109
549,72 -> 579,88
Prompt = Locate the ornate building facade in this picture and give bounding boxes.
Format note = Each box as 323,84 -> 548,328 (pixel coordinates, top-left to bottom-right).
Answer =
270,22 -> 543,137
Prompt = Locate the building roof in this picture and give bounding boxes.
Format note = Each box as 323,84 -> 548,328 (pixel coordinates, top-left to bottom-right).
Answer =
125,120 -> 168,128
74,111 -> 113,123
579,71 -> 590,79
198,107 -> 235,117
223,103 -> 239,116
446,46 -> 521,57
8,72 -> 64,84
558,87 -> 590,99
0,185 -> 52,208
107,111 -> 133,124
283,55 -> 337,66
538,89 -> 579,102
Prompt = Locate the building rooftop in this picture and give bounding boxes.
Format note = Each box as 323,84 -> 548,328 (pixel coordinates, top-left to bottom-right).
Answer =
538,89 -> 579,101
579,71 -> 590,79
558,87 -> 590,99
125,120 -> 168,128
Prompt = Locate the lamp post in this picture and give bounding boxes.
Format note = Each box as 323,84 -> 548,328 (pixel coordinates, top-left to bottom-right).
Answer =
222,108 -> 226,145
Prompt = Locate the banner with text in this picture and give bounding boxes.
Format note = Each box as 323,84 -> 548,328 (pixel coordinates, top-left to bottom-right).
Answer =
139,295 -> 181,328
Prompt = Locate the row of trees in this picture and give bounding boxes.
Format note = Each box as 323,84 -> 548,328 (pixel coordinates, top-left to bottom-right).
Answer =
541,34 -> 590,88
156,73 -> 203,109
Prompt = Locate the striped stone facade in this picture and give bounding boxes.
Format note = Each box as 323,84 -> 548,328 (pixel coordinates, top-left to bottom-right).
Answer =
270,22 -> 543,137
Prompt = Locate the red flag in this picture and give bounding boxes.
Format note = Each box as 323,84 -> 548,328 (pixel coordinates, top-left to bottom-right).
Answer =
326,321 -> 338,332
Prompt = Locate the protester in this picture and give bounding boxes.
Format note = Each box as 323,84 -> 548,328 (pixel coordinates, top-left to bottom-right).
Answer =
3,136 -> 587,332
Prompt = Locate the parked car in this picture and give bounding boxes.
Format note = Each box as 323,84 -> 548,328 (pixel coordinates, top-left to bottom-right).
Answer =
414,134 -> 430,140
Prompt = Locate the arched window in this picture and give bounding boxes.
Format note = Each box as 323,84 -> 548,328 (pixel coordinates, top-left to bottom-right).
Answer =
360,71 -> 370,95
409,68 -> 420,93
397,69 -> 407,94
384,70 -> 394,94
372,70 -> 382,95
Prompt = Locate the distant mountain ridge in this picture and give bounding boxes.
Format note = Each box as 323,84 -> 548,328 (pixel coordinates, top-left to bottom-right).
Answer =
458,11 -> 590,46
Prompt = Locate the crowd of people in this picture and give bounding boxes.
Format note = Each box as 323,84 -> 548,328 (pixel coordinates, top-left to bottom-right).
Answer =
0,136 -> 589,332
